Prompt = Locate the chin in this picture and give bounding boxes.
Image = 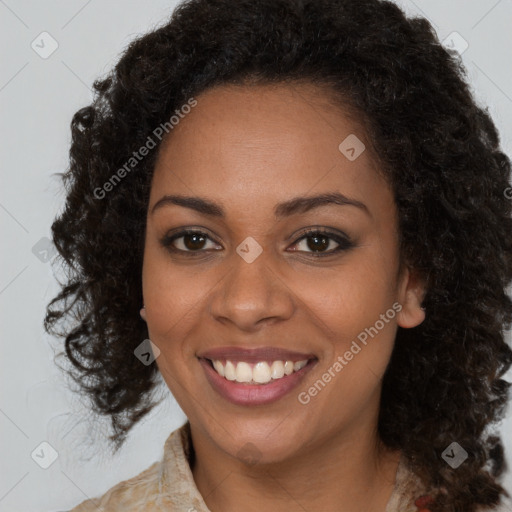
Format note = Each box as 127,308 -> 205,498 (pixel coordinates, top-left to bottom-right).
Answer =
212,420 -> 311,466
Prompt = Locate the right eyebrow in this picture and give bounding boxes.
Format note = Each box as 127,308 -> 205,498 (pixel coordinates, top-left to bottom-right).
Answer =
151,195 -> 223,217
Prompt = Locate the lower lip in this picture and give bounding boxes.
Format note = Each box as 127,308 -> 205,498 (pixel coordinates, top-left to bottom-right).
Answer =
199,358 -> 317,406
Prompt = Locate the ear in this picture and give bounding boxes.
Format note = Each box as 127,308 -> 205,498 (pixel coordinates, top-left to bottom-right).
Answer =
396,266 -> 426,329
140,306 -> 147,322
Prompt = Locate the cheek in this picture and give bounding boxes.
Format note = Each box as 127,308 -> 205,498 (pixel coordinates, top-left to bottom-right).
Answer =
141,241 -> 207,360
142,228 -> 211,313
295,250 -> 399,391
296,256 -> 398,340
299,268 -> 399,416
141,254 -> 204,405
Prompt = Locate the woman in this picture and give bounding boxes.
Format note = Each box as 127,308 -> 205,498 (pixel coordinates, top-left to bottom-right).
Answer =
44,0 -> 512,510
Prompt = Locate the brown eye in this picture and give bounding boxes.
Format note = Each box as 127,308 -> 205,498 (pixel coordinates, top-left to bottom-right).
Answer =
161,230 -> 221,253
181,232 -> 208,251
290,229 -> 353,257
304,234 -> 333,252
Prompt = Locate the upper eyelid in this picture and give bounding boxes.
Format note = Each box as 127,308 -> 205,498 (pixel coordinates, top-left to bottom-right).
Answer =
168,229 -> 221,244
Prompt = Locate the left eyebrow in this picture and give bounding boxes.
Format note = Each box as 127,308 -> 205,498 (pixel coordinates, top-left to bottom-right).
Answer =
274,192 -> 370,218
150,192 -> 370,218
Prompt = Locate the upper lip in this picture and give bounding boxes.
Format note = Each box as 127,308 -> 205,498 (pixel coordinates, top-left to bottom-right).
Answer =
197,346 -> 317,363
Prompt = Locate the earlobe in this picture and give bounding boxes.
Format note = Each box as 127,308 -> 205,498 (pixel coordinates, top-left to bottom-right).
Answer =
396,291 -> 426,328
396,267 -> 426,329
140,306 -> 147,322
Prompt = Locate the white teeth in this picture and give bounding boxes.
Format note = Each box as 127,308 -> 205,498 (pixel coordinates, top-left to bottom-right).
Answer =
235,362 -> 253,382
293,360 -> 307,371
253,362 -> 272,383
210,359 -> 310,384
225,360 -> 236,381
270,361 -> 285,379
212,360 -> 225,377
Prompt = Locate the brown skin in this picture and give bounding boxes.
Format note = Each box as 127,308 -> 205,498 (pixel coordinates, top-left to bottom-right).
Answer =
140,83 -> 426,512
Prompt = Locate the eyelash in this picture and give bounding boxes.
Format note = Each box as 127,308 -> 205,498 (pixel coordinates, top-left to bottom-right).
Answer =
160,228 -> 354,258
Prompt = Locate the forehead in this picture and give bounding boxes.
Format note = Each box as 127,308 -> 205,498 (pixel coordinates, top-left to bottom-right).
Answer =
150,82 -> 391,218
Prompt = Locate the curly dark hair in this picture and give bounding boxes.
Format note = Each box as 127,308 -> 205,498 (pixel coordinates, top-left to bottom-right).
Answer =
44,0 -> 512,510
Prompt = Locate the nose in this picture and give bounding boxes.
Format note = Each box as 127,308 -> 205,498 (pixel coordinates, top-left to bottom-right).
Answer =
209,249 -> 295,331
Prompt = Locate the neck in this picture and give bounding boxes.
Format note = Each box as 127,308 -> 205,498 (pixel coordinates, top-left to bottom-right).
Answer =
190,416 -> 401,512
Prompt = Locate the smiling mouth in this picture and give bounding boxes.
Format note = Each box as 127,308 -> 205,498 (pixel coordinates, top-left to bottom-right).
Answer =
202,357 -> 316,385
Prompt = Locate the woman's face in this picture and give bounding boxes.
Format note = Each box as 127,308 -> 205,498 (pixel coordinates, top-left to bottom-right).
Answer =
141,83 -> 425,464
